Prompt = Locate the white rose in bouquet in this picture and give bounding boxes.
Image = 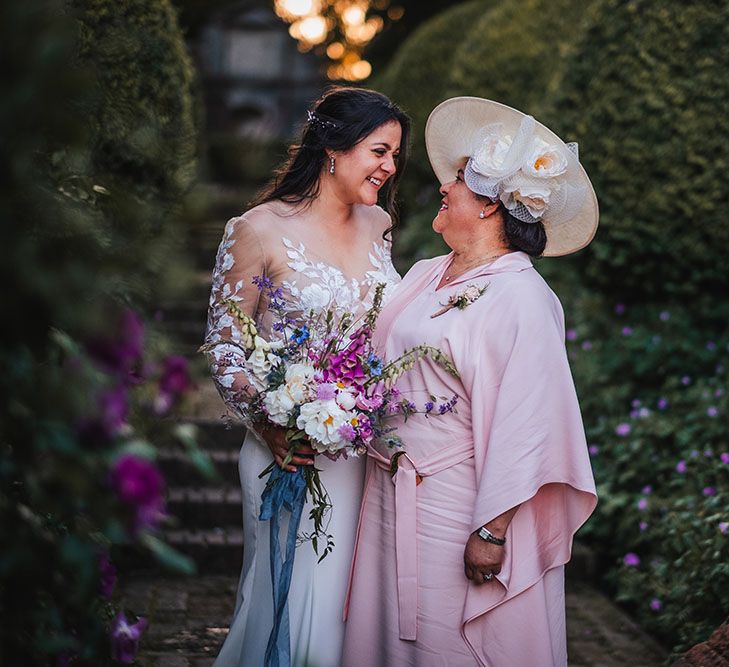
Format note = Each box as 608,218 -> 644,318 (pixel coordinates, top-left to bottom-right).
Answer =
296,399 -> 353,453
263,384 -> 297,426
335,387 -> 357,411
284,362 -> 317,404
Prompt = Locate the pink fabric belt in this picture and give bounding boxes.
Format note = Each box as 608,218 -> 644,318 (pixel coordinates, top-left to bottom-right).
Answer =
368,442 -> 474,640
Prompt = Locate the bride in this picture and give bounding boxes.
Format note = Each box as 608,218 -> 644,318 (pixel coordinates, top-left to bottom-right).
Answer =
204,86 -> 410,667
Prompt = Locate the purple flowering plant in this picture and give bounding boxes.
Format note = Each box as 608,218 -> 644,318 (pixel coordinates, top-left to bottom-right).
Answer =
562,295 -> 729,654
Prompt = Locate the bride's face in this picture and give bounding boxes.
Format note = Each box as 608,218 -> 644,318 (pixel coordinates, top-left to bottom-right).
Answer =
330,120 -> 401,206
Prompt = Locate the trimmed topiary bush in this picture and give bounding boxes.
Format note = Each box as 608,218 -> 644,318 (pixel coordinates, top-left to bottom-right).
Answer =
1,2 -> 205,663
377,1 -> 493,205
549,0 -> 729,306
70,0 -> 197,205
448,0 -> 599,120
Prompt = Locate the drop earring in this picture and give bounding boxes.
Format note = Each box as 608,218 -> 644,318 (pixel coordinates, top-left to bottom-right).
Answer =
329,156 -> 335,175
479,210 -> 485,219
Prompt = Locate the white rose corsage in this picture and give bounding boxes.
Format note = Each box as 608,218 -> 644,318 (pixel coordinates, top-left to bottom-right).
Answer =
431,283 -> 488,319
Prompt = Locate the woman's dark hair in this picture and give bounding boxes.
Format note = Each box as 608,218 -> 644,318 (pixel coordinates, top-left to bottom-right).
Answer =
249,86 -> 410,237
501,207 -> 547,257
474,193 -> 547,257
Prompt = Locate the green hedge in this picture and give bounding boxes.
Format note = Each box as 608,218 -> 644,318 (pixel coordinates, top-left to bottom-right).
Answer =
549,0 -> 729,304
1,1 -> 204,663
377,1 -> 493,212
71,0 -> 197,205
448,0 -> 599,119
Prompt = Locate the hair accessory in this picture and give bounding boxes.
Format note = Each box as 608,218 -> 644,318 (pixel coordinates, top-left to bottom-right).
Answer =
425,97 -> 599,257
482,571 -> 494,581
329,156 -> 335,175
306,109 -> 341,131
477,526 -> 506,546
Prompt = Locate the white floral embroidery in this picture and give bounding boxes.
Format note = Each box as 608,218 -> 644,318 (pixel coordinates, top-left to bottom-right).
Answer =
203,224 -> 401,421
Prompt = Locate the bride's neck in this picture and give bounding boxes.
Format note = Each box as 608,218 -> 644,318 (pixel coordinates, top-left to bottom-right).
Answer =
304,178 -> 355,229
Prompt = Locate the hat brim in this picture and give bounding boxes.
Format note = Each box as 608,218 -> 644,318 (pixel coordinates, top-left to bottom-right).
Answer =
425,97 -> 599,257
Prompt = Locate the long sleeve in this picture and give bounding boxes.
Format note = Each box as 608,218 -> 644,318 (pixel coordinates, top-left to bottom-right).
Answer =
204,215 -> 266,420
459,277 -> 597,651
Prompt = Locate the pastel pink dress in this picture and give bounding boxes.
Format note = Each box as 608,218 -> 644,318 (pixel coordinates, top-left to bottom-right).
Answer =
342,251 -> 597,667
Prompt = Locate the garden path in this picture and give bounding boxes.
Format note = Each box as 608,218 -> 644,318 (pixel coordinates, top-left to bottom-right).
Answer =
122,378 -> 668,667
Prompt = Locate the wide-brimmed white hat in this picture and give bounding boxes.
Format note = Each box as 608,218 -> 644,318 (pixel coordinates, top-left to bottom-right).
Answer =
425,97 -> 598,257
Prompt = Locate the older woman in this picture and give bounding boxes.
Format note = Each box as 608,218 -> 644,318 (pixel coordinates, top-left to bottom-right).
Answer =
342,98 -> 598,666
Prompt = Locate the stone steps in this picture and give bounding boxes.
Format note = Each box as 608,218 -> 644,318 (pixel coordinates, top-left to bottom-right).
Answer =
163,528 -> 244,575
167,486 -> 242,527
158,447 -> 240,487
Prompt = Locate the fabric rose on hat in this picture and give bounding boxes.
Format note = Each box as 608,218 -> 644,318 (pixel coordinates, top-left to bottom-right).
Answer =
500,179 -> 552,219
471,130 -> 513,177
522,137 -> 569,178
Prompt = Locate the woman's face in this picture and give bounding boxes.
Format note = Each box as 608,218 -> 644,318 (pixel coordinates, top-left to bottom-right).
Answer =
330,120 -> 402,206
432,167 -> 483,243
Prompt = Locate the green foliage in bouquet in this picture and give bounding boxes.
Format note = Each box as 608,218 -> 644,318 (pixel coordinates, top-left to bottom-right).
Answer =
565,293 -> 729,656
548,0 -> 729,304
0,1 -> 206,663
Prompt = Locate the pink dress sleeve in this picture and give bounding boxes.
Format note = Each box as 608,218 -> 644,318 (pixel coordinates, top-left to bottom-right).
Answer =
460,279 -> 597,632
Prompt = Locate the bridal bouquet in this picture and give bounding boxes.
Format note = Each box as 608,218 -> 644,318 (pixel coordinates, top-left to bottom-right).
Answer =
202,276 -> 458,666
205,275 -> 459,554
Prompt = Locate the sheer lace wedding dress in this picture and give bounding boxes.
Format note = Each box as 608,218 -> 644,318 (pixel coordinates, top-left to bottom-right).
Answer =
204,202 -> 400,667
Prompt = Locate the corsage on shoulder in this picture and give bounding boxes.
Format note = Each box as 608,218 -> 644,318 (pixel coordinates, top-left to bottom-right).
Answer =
431,283 -> 488,318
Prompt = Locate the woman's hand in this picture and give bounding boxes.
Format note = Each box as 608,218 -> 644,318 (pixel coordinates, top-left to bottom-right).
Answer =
259,425 -> 316,472
463,532 -> 504,585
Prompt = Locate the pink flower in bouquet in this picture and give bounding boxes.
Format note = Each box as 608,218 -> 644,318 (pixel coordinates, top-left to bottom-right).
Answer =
324,327 -> 369,388
109,455 -> 165,531
356,414 -> 374,444
356,391 -> 384,411
337,422 -> 357,443
316,383 -> 337,401
110,612 -> 148,664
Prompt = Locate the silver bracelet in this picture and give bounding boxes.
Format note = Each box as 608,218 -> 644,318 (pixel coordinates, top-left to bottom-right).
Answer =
477,526 -> 506,546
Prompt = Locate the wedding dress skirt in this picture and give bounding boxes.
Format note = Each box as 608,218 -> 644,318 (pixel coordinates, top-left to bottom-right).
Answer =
213,430 -> 365,667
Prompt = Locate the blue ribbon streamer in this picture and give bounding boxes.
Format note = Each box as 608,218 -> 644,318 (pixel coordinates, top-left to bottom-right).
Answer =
259,466 -> 307,667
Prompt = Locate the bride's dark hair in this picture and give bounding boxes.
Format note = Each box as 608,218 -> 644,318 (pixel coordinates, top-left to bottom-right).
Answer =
250,86 -> 411,237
